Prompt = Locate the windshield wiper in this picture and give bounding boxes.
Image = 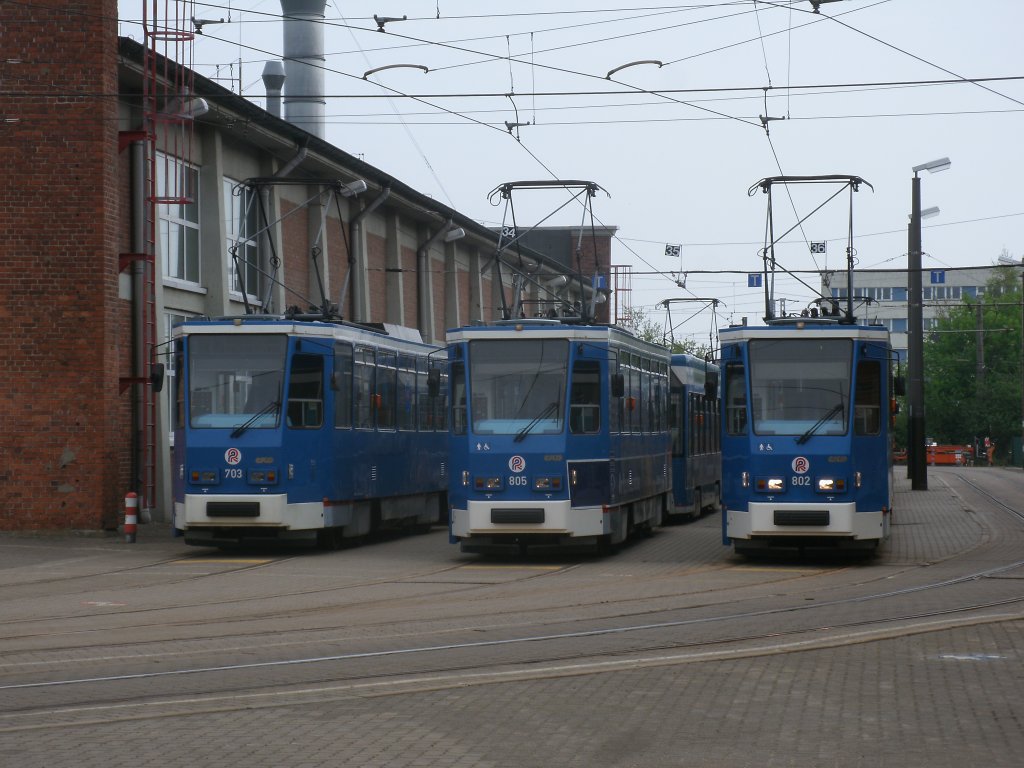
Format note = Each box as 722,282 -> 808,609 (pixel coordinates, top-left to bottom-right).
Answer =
231,398 -> 281,439
795,403 -> 844,445
514,401 -> 560,443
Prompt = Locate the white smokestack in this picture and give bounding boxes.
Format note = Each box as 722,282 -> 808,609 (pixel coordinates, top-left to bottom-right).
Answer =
280,0 -> 327,138
262,61 -> 286,118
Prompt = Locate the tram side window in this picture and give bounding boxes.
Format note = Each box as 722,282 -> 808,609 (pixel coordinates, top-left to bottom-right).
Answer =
725,363 -> 747,435
854,360 -> 881,435
377,350 -> 397,431
629,358 -> 641,434
287,354 -> 323,429
644,365 -> 654,433
451,361 -> 467,435
397,355 -> 417,431
610,355 -> 622,434
658,369 -> 669,432
174,339 -> 185,431
432,363 -> 448,431
669,389 -> 682,455
570,360 -> 600,434
333,342 -> 353,429
354,347 -> 375,429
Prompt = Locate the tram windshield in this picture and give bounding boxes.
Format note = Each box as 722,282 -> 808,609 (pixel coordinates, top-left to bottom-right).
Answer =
748,338 -> 851,437
468,339 -> 568,436
188,334 -> 286,429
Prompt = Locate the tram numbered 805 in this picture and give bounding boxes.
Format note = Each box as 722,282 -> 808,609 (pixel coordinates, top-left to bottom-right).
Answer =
171,317 -> 448,548
719,318 -> 897,554
446,319 -> 673,554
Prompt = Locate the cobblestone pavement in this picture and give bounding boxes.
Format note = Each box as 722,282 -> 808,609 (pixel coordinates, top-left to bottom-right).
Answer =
0,468 -> 1021,768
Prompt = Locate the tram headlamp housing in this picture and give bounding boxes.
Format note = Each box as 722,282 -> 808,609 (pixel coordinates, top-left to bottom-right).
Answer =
248,469 -> 278,485
816,477 -> 846,493
190,469 -> 219,485
533,475 -> 562,491
474,476 -> 503,491
755,477 -> 785,493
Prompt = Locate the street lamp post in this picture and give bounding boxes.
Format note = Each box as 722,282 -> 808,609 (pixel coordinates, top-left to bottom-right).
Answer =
907,157 -> 950,491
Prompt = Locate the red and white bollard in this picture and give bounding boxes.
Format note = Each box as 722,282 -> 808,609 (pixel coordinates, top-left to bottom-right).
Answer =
124,492 -> 138,543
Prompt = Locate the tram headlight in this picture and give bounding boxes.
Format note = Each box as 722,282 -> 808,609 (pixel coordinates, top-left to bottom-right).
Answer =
755,477 -> 785,493
533,475 -> 562,491
461,470 -> 470,487
816,477 -> 846,493
190,469 -> 219,485
474,476 -> 503,491
248,469 -> 278,485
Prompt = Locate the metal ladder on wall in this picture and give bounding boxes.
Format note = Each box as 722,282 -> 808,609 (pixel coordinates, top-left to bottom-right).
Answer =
118,1 -> 197,515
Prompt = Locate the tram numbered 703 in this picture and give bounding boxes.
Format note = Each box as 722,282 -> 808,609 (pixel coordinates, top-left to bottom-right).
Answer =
171,316 -> 448,548
446,319 -> 673,554
719,318 -> 897,554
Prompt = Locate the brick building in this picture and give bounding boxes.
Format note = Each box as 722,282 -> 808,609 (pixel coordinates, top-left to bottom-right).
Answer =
0,1 -> 613,530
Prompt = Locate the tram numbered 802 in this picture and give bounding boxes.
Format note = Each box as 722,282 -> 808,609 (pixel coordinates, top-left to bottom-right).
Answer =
719,318 -> 897,554
171,317 -> 448,548
446,319 -> 673,554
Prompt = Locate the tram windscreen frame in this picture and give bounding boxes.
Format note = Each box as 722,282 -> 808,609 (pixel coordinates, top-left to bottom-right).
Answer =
468,339 -> 568,436
188,334 -> 286,429
748,338 -> 851,437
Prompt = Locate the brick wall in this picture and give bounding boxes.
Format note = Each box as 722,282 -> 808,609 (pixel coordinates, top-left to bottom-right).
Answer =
366,232 -> 387,322
280,200 -> 310,311
326,209 -> 348,313
401,244 -> 417,332
0,1 -> 123,529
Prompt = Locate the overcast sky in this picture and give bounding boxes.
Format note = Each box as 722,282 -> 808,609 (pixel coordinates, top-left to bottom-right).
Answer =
118,1 -> 1023,346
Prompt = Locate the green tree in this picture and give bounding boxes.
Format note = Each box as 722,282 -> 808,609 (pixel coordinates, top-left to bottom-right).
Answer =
923,268 -> 1022,461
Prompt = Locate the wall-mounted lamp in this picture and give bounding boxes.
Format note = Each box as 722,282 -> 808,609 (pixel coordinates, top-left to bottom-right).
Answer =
340,179 -> 368,197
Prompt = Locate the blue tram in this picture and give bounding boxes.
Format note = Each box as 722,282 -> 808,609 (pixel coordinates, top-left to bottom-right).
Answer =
171,316 -> 448,548
719,318 -> 895,553
668,354 -> 721,520
446,319 -> 672,554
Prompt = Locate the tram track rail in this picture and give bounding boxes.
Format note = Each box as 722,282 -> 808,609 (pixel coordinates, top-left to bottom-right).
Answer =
1,587 -> 1021,734
3,553 -> 1022,693
3,468 -> 1022,739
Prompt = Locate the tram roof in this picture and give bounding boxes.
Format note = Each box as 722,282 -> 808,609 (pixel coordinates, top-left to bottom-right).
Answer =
719,320 -> 890,342
172,317 -> 440,352
446,321 -> 670,354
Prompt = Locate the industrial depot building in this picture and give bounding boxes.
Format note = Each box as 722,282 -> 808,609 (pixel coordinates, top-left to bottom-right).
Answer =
0,1 -> 613,532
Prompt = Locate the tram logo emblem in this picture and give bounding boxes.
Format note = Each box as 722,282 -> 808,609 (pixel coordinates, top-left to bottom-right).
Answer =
509,455 -> 526,473
225,448 -> 242,466
792,456 -> 809,474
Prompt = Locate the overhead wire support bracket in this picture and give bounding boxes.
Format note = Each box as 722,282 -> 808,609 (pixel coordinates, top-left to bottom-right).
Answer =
363,64 -> 428,79
373,14 -> 407,32
606,60 -> 663,79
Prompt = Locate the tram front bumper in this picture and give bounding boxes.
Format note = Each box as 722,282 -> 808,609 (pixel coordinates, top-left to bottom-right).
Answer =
178,494 -> 324,531
451,499 -> 608,540
729,502 -> 884,540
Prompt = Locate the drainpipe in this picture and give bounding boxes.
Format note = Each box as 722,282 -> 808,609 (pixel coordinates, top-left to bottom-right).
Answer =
130,139 -> 146,504
416,221 -> 456,342
341,186 -> 390,322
